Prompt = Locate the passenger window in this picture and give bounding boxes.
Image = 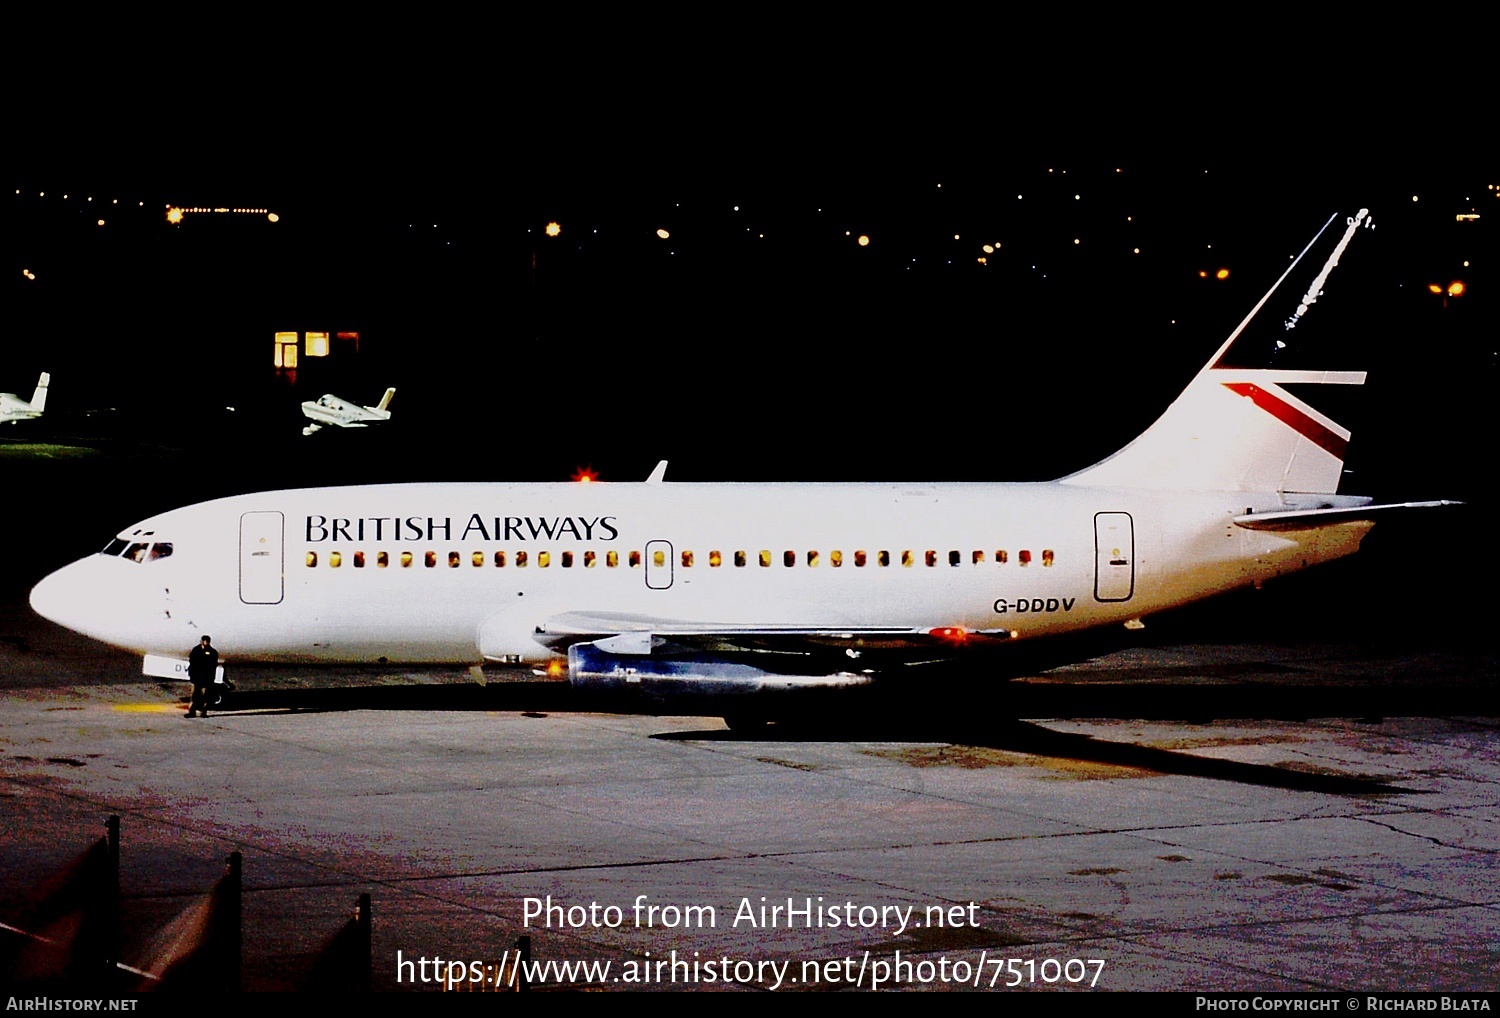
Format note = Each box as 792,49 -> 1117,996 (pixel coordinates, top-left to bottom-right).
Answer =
759,550 -> 771,567
1019,550 -> 1031,566
652,549 -> 665,568
401,551 -> 414,568
306,551 -> 318,567
1042,549 -> 1055,567
607,551 -> 619,567
629,551 -> 640,567
330,552 -> 342,568
538,551 -> 551,567
681,551 -> 693,567
925,550 -> 937,567
972,550 -> 984,564
353,552 -> 365,568
378,551 -> 389,568
878,551 -> 890,567
448,552 -> 461,568
996,550 -> 1008,564
807,551 -> 818,567
472,551 -> 484,567
830,550 -> 842,567
734,551 -> 746,567
494,551 -> 506,567
948,550 -> 960,567
902,551 -> 913,567
854,550 -> 867,567
517,551 -> 529,567
562,551 -> 574,567
783,550 -> 795,567
709,550 -> 722,567
425,551 -> 437,568
584,551 -> 596,567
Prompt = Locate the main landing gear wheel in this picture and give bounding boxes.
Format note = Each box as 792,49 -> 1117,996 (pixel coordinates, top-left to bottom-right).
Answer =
209,680 -> 236,708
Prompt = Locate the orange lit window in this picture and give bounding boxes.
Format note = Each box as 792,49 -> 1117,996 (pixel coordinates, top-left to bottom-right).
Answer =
629,551 -> 641,567
807,551 -> 819,567
274,332 -> 299,369
878,551 -> 890,567
996,550 -> 1008,564
972,550 -> 984,564
1042,549 -> 1054,567
1019,550 -> 1031,566
516,551 -> 528,567
472,551 -> 484,567
305,331 -> 329,357
830,550 -> 842,567
902,551 -> 914,567
681,551 -> 693,567
562,552 -> 573,567
377,551 -> 388,568
494,551 -> 506,566
854,550 -> 867,567
709,550 -> 722,567
925,550 -> 937,567
607,551 -> 619,567
401,551 -> 413,568
306,551 -> 317,567
538,552 -> 551,567
653,549 -> 666,568
759,550 -> 772,567
948,550 -> 961,567
353,552 -> 365,568
783,550 -> 796,567
584,551 -> 596,567
734,550 -> 746,567
330,552 -> 342,568
448,552 -> 460,568
424,551 -> 436,568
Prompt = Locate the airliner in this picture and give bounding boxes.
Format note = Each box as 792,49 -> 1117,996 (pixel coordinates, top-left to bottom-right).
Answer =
300,386 -> 395,435
1,372 -> 49,424
27,209 -> 1456,726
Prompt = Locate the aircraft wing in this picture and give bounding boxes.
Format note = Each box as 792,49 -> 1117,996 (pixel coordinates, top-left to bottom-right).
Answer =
531,610 -> 1015,656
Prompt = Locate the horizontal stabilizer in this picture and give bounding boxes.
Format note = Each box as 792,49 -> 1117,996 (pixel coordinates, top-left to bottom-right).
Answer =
1233,500 -> 1463,531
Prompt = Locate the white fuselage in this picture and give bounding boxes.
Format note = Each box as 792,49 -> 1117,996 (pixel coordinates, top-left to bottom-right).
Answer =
28,480 -> 1372,667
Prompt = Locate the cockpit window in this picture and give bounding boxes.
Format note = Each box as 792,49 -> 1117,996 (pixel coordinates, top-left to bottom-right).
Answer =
107,539 -> 173,564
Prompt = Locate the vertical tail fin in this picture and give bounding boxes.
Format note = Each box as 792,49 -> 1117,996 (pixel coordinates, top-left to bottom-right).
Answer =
374,387 -> 396,413
31,372 -> 49,413
1060,210 -> 1376,494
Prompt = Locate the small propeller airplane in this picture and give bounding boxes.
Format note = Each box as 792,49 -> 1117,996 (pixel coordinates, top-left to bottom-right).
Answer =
1,372 -> 49,425
300,387 -> 395,436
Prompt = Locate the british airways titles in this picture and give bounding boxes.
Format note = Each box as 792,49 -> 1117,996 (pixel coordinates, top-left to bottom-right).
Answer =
305,515 -> 621,544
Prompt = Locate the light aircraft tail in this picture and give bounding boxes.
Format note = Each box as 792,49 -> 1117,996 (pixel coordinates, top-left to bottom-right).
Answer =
30,372 -> 49,413
1061,210 -> 1376,495
373,387 -> 395,413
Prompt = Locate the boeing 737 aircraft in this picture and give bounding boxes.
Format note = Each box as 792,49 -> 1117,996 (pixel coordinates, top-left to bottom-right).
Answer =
28,210 -> 1456,725
1,373 -> 49,424
300,386 -> 395,435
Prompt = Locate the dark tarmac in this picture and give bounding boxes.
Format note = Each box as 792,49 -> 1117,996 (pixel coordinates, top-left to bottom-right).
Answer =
2,587 -> 1495,993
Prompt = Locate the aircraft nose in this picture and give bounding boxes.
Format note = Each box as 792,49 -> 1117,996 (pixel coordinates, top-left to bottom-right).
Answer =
29,559 -> 96,632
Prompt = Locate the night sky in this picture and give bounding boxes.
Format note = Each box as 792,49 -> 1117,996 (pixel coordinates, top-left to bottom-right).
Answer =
9,87 -> 1496,501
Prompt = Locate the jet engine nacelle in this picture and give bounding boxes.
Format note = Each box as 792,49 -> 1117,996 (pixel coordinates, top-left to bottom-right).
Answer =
567,641 -> 874,698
